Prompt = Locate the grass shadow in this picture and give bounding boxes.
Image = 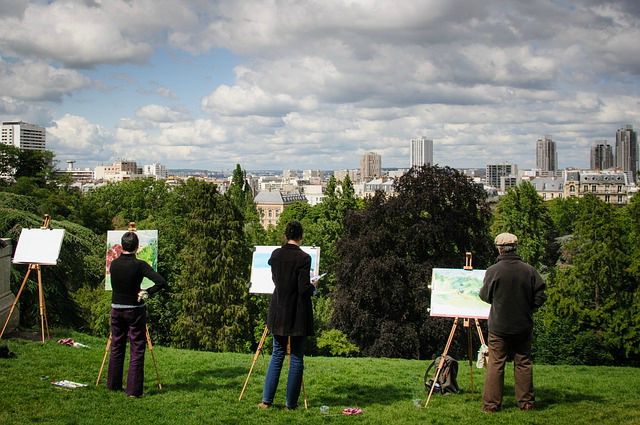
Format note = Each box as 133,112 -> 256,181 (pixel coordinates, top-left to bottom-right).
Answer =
496,384 -> 606,411
166,366 -> 248,392
312,382 -> 413,406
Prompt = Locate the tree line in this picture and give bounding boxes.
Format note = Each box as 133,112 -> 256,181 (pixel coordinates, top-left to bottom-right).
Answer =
1,148 -> 639,365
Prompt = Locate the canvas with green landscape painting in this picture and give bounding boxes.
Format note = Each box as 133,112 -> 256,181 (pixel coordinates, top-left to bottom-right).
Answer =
104,230 -> 158,290
430,268 -> 490,319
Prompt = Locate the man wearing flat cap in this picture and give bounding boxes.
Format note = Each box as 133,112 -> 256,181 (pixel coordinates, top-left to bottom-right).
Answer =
479,232 -> 546,413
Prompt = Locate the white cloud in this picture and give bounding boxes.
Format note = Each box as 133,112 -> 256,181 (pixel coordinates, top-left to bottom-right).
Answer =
0,59 -> 92,101
135,104 -> 189,123
47,114 -> 110,161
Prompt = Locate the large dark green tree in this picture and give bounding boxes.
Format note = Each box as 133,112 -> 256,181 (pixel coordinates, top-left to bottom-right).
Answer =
543,194 -> 639,363
491,181 -> 556,268
332,166 -> 493,359
172,179 -> 253,352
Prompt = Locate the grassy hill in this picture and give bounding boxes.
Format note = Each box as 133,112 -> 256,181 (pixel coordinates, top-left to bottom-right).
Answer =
1,331 -> 639,424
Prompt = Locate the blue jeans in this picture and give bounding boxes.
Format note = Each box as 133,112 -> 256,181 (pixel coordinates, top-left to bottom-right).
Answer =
262,335 -> 305,408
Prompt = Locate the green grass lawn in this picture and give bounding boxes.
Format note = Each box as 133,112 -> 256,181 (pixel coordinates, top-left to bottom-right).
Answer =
1,330 -> 639,424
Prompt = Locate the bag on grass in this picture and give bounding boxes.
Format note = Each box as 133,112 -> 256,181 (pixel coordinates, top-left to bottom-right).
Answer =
424,355 -> 459,394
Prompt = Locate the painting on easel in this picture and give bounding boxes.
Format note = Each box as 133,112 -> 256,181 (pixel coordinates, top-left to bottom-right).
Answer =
104,230 -> 158,290
249,245 -> 320,294
429,268 -> 490,319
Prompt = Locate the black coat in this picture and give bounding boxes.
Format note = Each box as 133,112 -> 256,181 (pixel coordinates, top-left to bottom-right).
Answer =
267,243 -> 315,336
479,252 -> 546,336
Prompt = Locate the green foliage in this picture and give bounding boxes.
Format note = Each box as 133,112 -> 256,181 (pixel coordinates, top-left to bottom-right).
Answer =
545,195 -> 639,362
0,208 -> 103,328
72,287 -> 111,336
547,197 -> 581,236
226,164 -> 265,246
172,179 -> 252,352
491,181 -> 556,268
333,166 -> 494,359
317,329 -> 360,357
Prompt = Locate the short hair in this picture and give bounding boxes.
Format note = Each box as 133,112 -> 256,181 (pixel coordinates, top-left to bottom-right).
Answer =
121,232 -> 139,253
498,244 -> 517,254
285,221 -> 304,241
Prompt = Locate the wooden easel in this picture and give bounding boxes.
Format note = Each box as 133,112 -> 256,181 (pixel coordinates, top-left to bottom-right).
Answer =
238,325 -> 309,409
0,215 -> 53,343
95,222 -> 162,390
424,252 -> 487,408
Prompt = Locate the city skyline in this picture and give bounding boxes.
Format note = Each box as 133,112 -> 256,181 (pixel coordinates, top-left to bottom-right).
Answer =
0,1 -> 638,170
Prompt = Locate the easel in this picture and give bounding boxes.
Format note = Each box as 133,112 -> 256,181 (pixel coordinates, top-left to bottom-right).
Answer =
424,252 -> 487,408
0,215 -> 53,344
238,325 -> 309,409
95,222 -> 162,390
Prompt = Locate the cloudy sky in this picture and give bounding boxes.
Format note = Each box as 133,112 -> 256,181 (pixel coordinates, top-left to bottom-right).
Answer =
0,0 -> 639,171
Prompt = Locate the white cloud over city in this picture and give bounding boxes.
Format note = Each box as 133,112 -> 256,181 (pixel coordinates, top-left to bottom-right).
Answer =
0,0 -> 638,170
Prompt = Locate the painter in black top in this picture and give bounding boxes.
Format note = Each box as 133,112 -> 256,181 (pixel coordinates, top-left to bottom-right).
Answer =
107,231 -> 166,397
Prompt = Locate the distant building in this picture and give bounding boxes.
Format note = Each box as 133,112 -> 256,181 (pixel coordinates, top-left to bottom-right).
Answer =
302,170 -> 322,180
94,160 -> 141,182
360,152 -> 381,181
334,169 -> 360,183
486,163 -> 518,190
527,176 -> 564,201
591,141 -> 614,171
363,177 -> 395,197
57,160 -> 94,183
563,169 -> 631,205
143,163 -> 167,180
410,137 -> 433,168
1,121 -> 46,150
254,190 -> 307,228
536,135 -> 557,172
615,125 -> 637,183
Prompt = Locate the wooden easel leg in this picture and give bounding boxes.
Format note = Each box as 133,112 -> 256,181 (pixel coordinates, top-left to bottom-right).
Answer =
425,318 -> 459,408
239,325 -> 269,401
96,333 -> 112,386
0,266 -> 33,340
36,265 -> 49,343
146,325 -> 162,390
466,319 -> 474,392
474,319 -> 486,346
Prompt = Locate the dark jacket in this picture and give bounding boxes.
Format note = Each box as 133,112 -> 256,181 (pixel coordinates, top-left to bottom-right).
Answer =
267,243 -> 315,336
110,253 -> 167,306
479,252 -> 546,336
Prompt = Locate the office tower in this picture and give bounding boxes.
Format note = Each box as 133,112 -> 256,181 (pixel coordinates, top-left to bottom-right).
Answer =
536,135 -> 557,172
486,163 -> 517,189
1,121 -> 46,150
410,137 -> 433,168
590,141 -> 614,170
360,152 -> 381,181
616,125 -> 638,183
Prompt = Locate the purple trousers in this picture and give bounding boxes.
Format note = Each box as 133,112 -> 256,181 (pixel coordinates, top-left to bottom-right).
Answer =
107,307 -> 147,397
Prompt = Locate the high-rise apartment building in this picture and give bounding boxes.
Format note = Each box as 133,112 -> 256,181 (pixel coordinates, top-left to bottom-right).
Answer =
590,141 -> 614,171
143,163 -> 167,179
536,135 -> 557,172
360,152 -> 381,181
1,121 -> 46,150
486,163 -> 518,190
410,137 -> 433,168
615,125 -> 637,183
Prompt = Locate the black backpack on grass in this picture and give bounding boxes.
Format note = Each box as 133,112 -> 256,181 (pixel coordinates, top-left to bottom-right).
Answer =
424,355 -> 459,394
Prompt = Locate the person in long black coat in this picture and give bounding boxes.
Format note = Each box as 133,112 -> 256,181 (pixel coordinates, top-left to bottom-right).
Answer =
259,221 -> 317,410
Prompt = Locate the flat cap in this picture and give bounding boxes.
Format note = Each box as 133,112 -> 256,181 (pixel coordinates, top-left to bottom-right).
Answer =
495,232 -> 518,246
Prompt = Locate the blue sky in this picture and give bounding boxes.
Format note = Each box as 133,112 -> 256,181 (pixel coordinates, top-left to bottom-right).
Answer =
0,1 -> 639,171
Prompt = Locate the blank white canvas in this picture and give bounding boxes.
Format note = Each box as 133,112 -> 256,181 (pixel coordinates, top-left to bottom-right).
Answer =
13,228 -> 65,265
249,245 -> 320,294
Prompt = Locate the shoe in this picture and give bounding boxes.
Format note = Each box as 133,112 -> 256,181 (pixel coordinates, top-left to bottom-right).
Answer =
257,402 -> 271,410
482,406 -> 499,414
520,403 -> 534,411
127,394 -> 143,399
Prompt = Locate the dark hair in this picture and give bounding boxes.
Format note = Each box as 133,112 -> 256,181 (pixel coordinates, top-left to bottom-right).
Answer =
121,232 -> 139,252
285,221 -> 304,241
